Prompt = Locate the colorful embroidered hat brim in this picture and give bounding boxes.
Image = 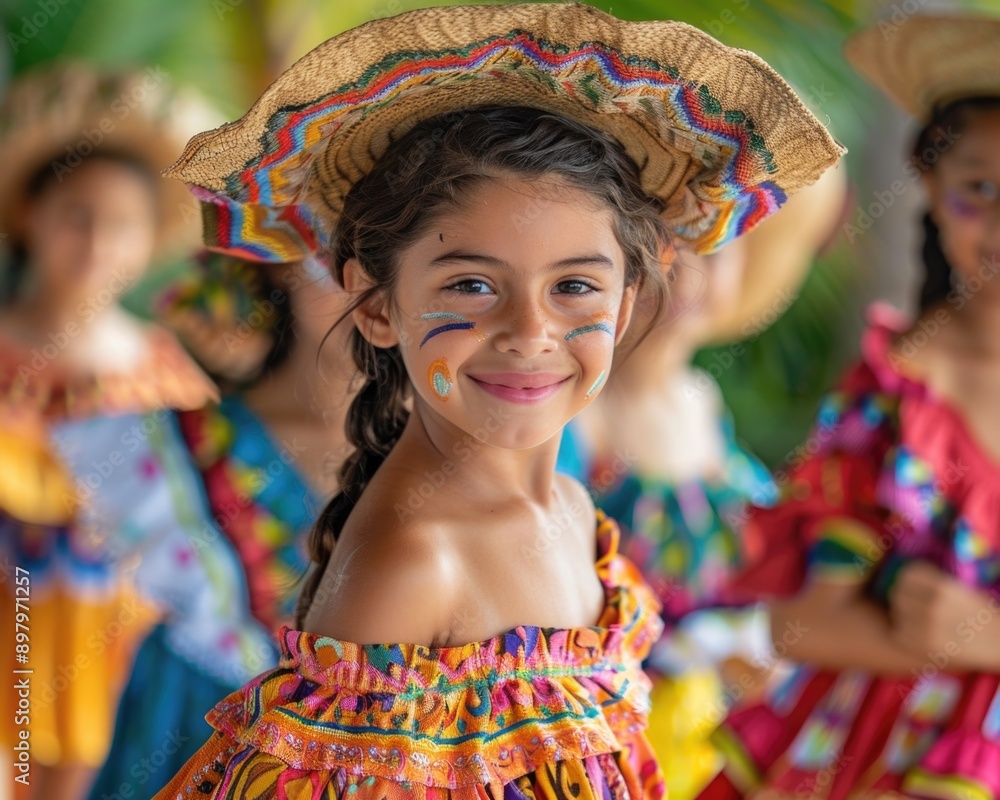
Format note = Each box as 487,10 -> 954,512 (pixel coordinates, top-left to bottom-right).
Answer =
699,161 -> 849,345
845,13 -> 1000,123
164,2 -> 844,261
0,61 -> 218,257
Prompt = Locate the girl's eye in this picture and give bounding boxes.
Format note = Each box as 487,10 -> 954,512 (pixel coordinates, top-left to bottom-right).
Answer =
554,280 -> 596,295
969,180 -> 999,201
445,279 -> 493,294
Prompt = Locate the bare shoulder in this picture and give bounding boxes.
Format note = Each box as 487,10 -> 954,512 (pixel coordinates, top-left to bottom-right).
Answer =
890,307 -> 968,391
553,471 -> 599,548
302,502 -> 461,647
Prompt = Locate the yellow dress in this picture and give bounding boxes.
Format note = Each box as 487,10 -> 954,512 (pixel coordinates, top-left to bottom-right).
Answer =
0,325 -> 216,769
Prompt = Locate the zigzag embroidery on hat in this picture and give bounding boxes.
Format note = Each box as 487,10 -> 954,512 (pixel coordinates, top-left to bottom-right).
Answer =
196,31 -> 788,263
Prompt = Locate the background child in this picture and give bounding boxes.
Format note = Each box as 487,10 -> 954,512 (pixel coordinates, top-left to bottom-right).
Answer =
0,62 -> 216,800
565,164 -> 847,799
702,14 -> 1000,800
87,252 -> 355,798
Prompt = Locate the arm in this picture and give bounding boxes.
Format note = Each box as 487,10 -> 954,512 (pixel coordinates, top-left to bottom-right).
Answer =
769,576 -> 927,676
890,561 -> 1000,672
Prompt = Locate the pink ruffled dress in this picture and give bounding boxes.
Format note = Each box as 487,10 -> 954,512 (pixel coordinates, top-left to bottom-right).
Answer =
703,305 -> 1000,800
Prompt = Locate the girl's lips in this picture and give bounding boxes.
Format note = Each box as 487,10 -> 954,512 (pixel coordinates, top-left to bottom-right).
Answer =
467,373 -> 570,404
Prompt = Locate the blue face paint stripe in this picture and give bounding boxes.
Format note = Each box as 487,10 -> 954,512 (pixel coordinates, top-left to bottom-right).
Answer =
565,322 -> 615,341
419,322 -> 477,348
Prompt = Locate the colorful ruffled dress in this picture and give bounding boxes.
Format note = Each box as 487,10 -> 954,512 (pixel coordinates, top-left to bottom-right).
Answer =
89,394 -> 322,799
0,325 -> 216,771
153,512 -> 666,800
704,305 -> 1000,800
589,406 -> 777,800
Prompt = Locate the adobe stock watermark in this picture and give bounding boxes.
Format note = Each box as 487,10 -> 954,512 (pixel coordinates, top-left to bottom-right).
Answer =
905,593 -> 1000,688
6,0 -> 78,54
14,268 -> 139,382
843,125 -> 961,244
393,405 -> 514,522
682,287 -> 800,401
96,729 -> 191,800
876,0 -> 933,40
699,0 -> 750,40
34,596 -> 145,711
49,66 -> 169,182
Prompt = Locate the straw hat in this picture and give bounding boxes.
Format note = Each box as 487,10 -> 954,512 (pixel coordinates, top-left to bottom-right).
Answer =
164,2 -> 843,262
845,13 -> 1000,122
699,162 -> 849,344
0,61 -> 217,256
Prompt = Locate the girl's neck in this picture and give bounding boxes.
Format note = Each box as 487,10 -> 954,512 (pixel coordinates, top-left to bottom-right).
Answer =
395,404 -> 563,508
947,289 -> 1000,358
242,320 -> 353,425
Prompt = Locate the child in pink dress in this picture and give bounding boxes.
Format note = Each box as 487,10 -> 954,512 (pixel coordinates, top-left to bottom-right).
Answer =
702,14 -> 1000,800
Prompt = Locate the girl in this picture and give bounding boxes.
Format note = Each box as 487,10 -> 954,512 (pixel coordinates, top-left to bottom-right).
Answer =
0,63 -> 217,800
151,4 -> 841,798
702,14 -> 1000,800
89,253 -> 354,798
566,165 -> 847,800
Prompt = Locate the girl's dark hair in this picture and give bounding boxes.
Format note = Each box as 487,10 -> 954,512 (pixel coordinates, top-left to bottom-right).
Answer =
912,96 -> 1000,312
2,148 -> 158,303
295,106 -> 672,625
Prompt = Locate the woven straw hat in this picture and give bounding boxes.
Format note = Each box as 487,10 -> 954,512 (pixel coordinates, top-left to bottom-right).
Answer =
0,61 -> 216,256
845,13 -> 1000,122
165,2 -> 843,261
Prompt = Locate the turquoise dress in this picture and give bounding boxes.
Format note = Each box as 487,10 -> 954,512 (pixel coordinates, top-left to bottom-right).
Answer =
88,396 -> 321,800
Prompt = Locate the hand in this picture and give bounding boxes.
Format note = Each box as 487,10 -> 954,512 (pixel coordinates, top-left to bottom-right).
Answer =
889,561 -> 1000,672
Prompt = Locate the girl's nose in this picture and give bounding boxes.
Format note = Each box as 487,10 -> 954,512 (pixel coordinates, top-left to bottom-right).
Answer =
490,298 -> 557,359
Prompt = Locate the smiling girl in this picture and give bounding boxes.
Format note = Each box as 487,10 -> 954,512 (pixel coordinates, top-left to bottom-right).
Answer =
150,5 -> 841,798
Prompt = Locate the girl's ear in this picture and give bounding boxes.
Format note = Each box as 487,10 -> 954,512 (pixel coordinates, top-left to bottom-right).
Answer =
614,281 -> 639,346
343,257 -> 398,348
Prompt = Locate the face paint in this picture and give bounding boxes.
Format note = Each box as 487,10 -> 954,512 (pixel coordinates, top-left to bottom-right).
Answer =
420,312 -> 466,321
584,370 -> 606,400
428,358 -> 453,400
418,313 -> 486,347
945,190 -> 985,220
420,321 -> 477,348
565,313 -> 616,341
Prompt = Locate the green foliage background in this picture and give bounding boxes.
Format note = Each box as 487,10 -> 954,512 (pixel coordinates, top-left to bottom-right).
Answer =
4,0 -> 996,466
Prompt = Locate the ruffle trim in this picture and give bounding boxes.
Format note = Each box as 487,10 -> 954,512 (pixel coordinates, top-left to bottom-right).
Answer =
0,323 -> 218,420
198,514 -> 664,788
860,302 -> 1000,546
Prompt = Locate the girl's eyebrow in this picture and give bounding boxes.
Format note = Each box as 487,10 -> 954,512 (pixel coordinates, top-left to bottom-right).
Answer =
429,251 -> 616,271
953,155 -> 1000,168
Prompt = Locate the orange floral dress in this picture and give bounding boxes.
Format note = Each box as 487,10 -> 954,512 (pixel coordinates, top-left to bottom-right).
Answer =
154,513 -> 667,800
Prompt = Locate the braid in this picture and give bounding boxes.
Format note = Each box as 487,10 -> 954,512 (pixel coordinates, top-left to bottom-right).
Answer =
917,212 -> 953,313
295,327 -> 409,626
